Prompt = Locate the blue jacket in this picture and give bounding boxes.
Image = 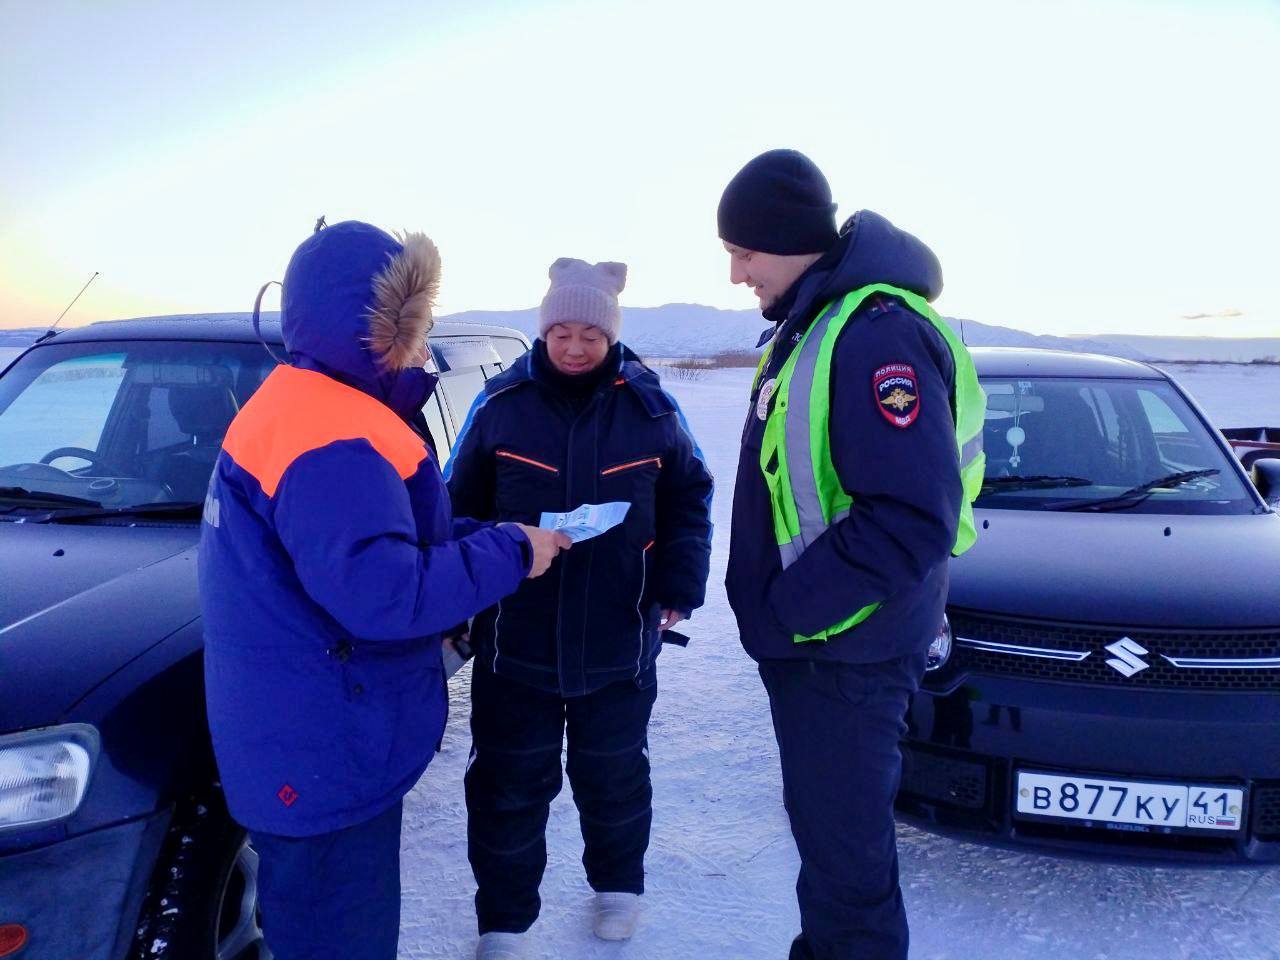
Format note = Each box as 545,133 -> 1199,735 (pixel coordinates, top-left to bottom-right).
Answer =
446,342 -> 714,696
727,210 -> 963,665
198,222 -> 530,836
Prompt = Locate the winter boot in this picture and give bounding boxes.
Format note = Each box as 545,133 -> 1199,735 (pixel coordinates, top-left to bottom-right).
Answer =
592,891 -> 641,941
475,932 -> 526,960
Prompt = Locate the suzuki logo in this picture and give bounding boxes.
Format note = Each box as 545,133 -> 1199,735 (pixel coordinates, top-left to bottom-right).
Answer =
1104,637 -> 1150,677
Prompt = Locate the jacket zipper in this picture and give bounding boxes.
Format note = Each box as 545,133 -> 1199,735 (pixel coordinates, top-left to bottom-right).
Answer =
496,449 -> 560,474
601,456 -> 662,477
634,544 -> 647,674
556,392 -> 604,693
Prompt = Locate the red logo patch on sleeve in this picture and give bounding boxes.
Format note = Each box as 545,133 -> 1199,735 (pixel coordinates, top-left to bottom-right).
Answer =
873,363 -> 921,428
277,784 -> 299,807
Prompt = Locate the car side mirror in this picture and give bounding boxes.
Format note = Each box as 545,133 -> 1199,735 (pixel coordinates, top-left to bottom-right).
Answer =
1252,459 -> 1280,509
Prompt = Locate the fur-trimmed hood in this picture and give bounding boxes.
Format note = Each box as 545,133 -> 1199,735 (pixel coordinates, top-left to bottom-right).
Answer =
281,221 -> 440,412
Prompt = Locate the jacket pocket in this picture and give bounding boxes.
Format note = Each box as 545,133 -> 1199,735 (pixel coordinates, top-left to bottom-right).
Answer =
600,456 -> 662,477
494,448 -> 563,521
340,642 -> 445,790
599,455 -> 661,544
496,449 -> 560,474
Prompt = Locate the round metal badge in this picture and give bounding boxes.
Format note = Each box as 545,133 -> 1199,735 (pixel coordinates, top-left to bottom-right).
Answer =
757,378 -> 778,421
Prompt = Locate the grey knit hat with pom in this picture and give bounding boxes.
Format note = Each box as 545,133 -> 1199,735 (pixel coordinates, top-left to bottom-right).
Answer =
538,258 -> 627,344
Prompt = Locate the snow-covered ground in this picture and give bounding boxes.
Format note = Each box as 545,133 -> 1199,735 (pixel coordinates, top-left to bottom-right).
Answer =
398,366 -> 1280,960
1156,363 -> 1280,429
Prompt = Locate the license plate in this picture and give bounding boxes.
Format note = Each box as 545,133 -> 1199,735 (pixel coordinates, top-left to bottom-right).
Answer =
1015,771 -> 1244,832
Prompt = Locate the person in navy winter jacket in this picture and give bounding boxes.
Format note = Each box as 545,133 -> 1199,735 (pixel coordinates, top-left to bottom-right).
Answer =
198,221 -> 569,960
445,258 -> 714,959
717,152 -> 967,960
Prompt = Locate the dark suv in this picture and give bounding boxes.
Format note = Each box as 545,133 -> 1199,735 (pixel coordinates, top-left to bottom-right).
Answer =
0,316 -> 528,960
900,348 -> 1280,862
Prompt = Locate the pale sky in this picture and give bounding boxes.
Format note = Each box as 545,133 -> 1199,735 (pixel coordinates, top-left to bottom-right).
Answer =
2,0 -> 1277,336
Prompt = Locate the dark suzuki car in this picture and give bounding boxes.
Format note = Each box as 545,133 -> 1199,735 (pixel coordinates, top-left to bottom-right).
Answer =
899,348 -> 1280,862
0,316 -> 528,960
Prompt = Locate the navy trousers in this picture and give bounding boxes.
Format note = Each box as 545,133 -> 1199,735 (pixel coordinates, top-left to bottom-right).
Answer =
250,799 -> 403,960
465,663 -> 657,934
758,654 -> 925,960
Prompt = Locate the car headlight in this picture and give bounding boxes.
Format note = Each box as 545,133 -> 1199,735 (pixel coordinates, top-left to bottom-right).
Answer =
0,724 -> 99,831
926,614 -> 953,672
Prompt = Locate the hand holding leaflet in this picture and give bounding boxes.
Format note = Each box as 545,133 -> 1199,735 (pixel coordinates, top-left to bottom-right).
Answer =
539,501 -> 631,543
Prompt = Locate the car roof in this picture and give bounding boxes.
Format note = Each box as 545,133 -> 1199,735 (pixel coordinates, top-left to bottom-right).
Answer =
970,346 -> 1162,379
45,314 -> 527,346
38,320 -> 1162,380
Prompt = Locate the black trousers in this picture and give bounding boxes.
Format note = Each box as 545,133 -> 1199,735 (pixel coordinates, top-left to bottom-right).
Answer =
758,654 -> 925,960
465,664 -> 657,934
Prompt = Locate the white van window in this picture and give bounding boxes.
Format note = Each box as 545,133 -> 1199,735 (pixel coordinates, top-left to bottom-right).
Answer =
440,365 -> 487,428
422,389 -> 451,456
493,337 -> 528,366
430,335 -> 529,468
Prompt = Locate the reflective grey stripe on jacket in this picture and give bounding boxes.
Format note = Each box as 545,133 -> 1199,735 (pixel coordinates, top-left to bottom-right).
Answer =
777,298 -> 845,570
775,297 -> 982,571
961,432 -> 983,467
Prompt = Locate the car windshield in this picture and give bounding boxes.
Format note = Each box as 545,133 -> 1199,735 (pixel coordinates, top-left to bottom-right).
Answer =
0,339 -> 278,515
976,376 -> 1254,515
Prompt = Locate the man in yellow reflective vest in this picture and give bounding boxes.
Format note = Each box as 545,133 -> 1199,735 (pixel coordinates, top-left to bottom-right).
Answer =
717,150 -> 984,960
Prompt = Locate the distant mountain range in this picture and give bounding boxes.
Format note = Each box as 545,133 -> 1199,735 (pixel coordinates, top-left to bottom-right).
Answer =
3,306 -> 1277,363
432,305 -> 1151,361
1081,334 -> 1280,364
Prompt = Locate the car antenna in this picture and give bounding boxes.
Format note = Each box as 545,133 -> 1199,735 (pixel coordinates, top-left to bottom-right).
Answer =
36,271 -> 99,344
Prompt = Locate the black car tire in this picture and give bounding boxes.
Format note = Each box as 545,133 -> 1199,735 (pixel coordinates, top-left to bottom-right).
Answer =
132,787 -> 270,960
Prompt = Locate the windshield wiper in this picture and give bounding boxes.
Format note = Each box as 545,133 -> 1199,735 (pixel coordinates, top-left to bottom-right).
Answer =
35,501 -> 206,524
0,486 -> 103,508
981,475 -> 1094,493
1050,468 -> 1221,512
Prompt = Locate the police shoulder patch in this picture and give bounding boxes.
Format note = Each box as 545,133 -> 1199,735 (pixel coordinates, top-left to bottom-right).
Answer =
873,363 -> 920,428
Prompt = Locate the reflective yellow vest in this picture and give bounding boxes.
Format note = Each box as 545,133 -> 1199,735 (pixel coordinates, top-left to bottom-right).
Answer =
754,284 -> 987,642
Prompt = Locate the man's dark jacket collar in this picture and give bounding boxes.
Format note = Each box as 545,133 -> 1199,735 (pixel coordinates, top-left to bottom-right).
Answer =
760,209 -> 945,344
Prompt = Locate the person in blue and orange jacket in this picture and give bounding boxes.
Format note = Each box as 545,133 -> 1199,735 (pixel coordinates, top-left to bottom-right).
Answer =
197,220 -> 569,960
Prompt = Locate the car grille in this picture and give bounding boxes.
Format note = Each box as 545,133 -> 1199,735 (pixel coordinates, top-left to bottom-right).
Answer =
948,612 -> 1280,692
1253,783 -> 1280,840
900,743 -> 989,810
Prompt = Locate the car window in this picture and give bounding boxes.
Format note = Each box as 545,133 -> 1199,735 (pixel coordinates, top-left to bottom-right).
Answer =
493,337 -> 528,366
978,376 -> 1252,514
1079,385 -> 1121,449
0,340 -> 278,509
432,337 -> 502,372
422,388 -> 451,457
438,364 -> 487,432
145,387 -> 194,451
0,352 -> 127,467
1139,388 -> 1189,435
425,337 -> 523,465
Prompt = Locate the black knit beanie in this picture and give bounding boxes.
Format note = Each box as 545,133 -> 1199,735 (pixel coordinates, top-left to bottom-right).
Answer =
717,149 -> 839,255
